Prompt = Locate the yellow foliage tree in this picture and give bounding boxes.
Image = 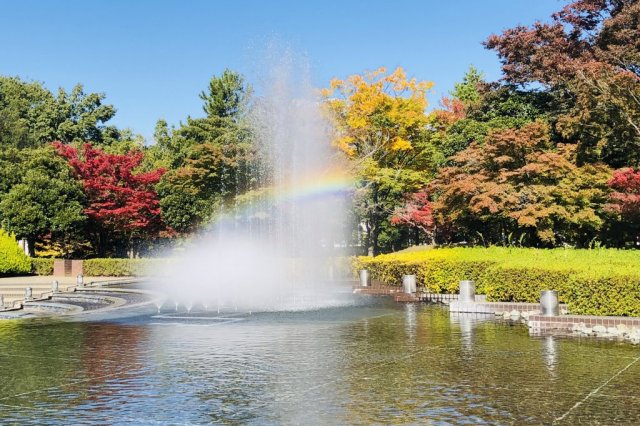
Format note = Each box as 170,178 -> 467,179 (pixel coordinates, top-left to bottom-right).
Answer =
322,67 -> 435,255
323,66 -> 433,161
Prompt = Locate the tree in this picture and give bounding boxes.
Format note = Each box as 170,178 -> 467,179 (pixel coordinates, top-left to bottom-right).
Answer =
605,168 -> 640,245
323,67 -> 435,255
0,76 -> 136,150
199,69 -> 250,119
429,121 -> 612,246
0,77 -> 56,149
451,65 -> 484,106
54,142 -> 166,257
485,0 -> 640,167
157,142 -> 248,233
430,68 -> 553,163
53,84 -> 118,145
155,70 -> 254,233
390,189 -> 435,244
0,147 -> 86,256
608,168 -> 640,221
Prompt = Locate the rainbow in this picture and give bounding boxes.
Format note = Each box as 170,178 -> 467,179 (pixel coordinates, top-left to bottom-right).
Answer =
274,169 -> 355,203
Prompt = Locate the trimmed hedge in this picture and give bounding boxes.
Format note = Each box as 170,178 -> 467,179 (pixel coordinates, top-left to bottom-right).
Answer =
28,257 -> 168,276
83,258 -> 165,277
423,259 -> 497,294
481,266 -> 573,303
31,258 -> 54,275
0,229 -> 31,276
354,247 -> 640,316
566,270 -> 640,317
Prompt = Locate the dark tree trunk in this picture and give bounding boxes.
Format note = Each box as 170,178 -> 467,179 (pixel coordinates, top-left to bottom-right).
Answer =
367,183 -> 382,256
27,238 -> 35,257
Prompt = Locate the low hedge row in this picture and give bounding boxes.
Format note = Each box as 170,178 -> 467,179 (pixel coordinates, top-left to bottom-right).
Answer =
31,258 -> 54,275
566,270 -> 640,317
29,258 -> 165,277
354,247 -> 640,316
83,258 -> 165,276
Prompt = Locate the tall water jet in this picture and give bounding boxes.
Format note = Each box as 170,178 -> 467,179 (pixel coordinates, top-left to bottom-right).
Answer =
156,48 -> 353,312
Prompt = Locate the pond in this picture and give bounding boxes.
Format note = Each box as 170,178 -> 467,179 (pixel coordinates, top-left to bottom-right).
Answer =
1,300 -> 639,424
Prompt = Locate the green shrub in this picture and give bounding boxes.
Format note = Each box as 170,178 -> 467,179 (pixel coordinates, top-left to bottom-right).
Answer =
83,258 -> 165,276
0,229 -> 31,276
31,258 -> 55,275
421,259 -> 498,293
354,256 -> 423,286
355,246 -> 640,316
482,265 -> 573,303
565,270 -> 640,317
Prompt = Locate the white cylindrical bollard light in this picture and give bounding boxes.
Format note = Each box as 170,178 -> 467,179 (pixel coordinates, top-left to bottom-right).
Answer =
52,280 -> 59,293
77,274 -> 84,288
403,274 -> 417,294
540,290 -> 559,316
25,287 -> 33,300
359,269 -> 370,287
459,280 -> 476,303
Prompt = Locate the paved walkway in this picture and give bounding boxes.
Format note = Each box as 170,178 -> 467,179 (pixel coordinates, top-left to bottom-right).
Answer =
0,275 -> 126,286
0,276 -> 135,308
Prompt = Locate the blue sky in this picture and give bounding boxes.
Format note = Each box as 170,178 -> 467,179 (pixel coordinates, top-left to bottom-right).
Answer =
0,0 -> 561,142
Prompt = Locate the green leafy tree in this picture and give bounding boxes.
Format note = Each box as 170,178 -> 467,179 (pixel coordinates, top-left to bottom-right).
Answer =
157,70 -> 254,233
0,76 -> 137,150
199,68 -> 250,119
430,69 -> 553,162
0,147 -> 86,256
0,76 -> 57,148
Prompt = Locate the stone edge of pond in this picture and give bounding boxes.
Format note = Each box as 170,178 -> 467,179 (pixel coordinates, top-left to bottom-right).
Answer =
353,285 -> 640,345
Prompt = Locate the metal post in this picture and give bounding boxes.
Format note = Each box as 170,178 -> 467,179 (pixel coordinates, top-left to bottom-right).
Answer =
359,269 -> 370,287
459,280 -> 476,303
25,287 -> 33,301
403,274 -> 417,294
52,280 -> 59,293
540,290 -> 559,316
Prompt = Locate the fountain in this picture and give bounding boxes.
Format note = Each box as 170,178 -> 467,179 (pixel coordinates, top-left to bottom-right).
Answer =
156,49 -> 354,313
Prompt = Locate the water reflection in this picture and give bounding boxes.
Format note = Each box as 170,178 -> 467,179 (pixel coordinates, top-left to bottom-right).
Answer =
449,312 -> 493,352
543,335 -> 558,375
1,304 -> 640,424
404,303 -> 417,342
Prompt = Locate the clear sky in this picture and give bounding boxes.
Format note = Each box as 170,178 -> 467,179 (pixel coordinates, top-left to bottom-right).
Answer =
0,0 -> 561,142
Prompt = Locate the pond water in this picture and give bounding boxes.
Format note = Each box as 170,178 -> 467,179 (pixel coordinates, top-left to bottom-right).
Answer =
1,300 -> 639,424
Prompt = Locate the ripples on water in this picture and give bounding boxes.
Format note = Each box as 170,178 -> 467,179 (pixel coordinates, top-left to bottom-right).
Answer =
1,300 -> 640,424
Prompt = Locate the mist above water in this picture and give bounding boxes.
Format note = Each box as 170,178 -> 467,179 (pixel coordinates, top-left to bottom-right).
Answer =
156,49 -> 354,312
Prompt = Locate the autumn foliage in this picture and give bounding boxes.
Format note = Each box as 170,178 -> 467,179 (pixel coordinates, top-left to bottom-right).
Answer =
323,67 -> 435,254
485,0 -> 640,167
54,142 -> 166,254
390,190 -> 435,237
607,168 -> 640,222
428,121 -> 612,246
323,66 -> 433,158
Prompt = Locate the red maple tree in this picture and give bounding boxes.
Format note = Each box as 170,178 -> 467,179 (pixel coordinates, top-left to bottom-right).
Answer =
607,168 -> 640,222
54,142 -> 166,255
391,189 -> 435,241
